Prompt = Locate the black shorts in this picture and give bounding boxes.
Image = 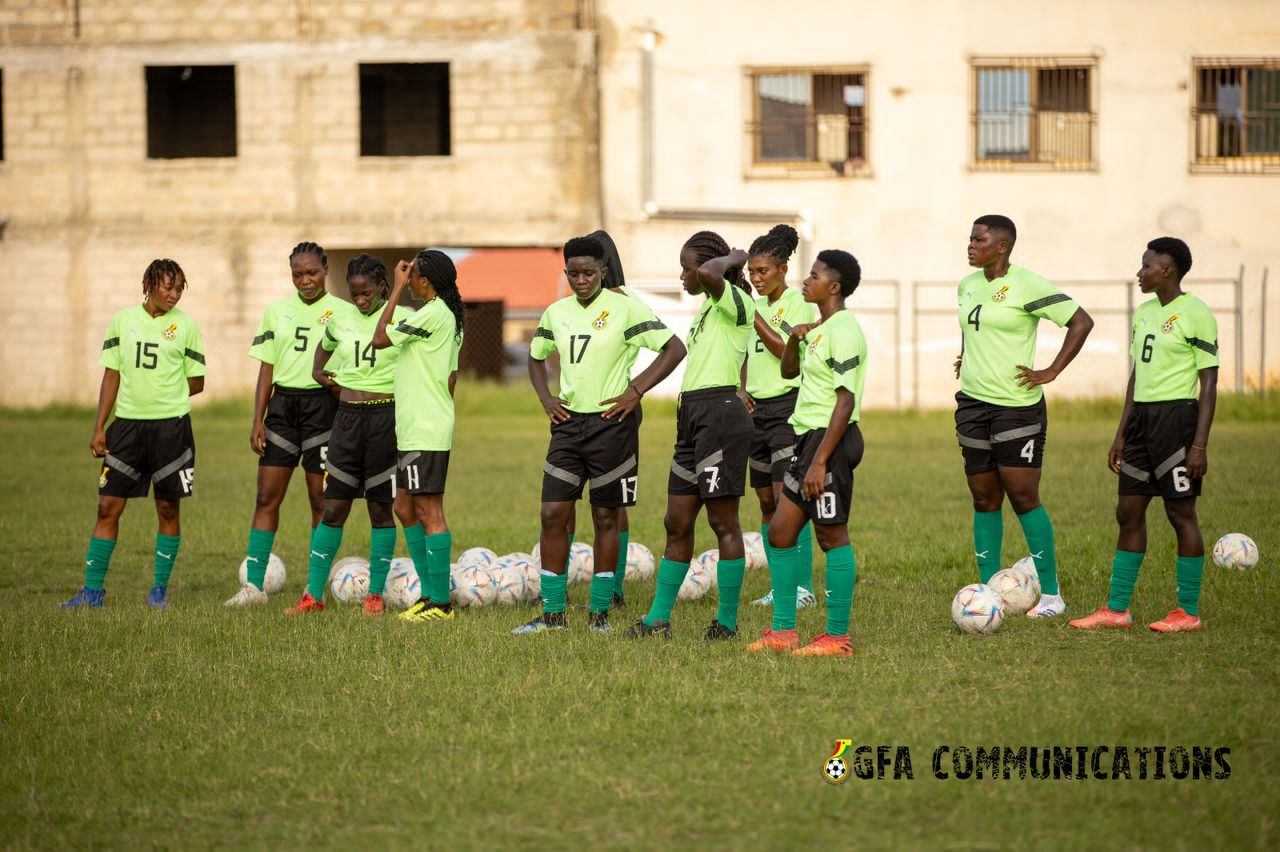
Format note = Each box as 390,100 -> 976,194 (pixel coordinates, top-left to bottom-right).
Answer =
542,409 -> 642,507
99,415 -> 196,501
955,392 -> 1047,475
749,390 -> 799,490
323,401 -> 398,503
261,386 -> 338,474
1118,400 -> 1202,499
781,424 -> 863,525
397,450 -> 450,495
668,386 -> 753,499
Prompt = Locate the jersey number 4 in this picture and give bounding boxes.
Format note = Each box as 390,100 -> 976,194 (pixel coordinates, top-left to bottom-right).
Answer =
352,341 -> 377,368
568,334 -> 591,364
967,305 -> 982,332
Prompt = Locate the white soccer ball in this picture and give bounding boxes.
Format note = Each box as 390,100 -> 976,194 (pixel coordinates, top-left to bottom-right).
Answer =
743,532 -> 767,570
329,556 -> 370,603
626,542 -> 656,581
452,567 -> 497,608
238,552 -> 287,594
1213,533 -> 1259,571
457,547 -> 498,574
1009,555 -> 1039,581
493,554 -> 539,603
491,565 -> 528,605
697,549 -> 720,589
382,557 -> 421,611
568,542 -> 594,585
986,568 -> 1040,615
678,562 -> 712,601
951,583 -> 1006,634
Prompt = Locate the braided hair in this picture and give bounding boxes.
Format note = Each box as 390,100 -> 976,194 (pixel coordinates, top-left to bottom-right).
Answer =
587,229 -> 627,290
816,249 -> 861,297
347,253 -> 389,299
414,249 -> 465,341
748,223 -> 799,265
290,241 -> 328,268
683,229 -> 749,292
142,258 -> 186,293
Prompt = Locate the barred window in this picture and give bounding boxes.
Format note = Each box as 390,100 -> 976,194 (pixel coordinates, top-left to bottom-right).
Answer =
1193,59 -> 1280,173
971,58 -> 1095,170
747,68 -> 867,177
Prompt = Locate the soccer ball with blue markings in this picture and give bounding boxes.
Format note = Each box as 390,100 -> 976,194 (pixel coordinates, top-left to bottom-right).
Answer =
951,583 -> 1006,634
987,567 -> 1039,615
1009,555 -> 1039,582
1212,533 -> 1259,571
329,557 -> 370,604
457,547 -> 498,574
382,557 -> 420,611
451,566 -> 497,608
626,542 -> 656,581
567,542 -> 594,585
697,549 -> 720,589
238,552 -> 286,595
742,532 -> 767,570
677,561 -> 711,602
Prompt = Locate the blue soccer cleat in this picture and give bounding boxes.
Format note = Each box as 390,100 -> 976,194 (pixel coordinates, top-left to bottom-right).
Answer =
61,587 -> 106,608
146,586 -> 168,609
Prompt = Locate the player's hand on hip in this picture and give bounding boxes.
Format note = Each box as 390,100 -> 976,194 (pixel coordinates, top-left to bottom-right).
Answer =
541,396 -> 572,424
90,429 -> 108,458
250,423 -> 267,456
802,461 -> 826,500
1186,446 -> 1207,478
737,389 -> 756,414
1014,364 -> 1058,389
600,386 -> 641,421
1108,438 -> 1124,474
953,353 -> 963,379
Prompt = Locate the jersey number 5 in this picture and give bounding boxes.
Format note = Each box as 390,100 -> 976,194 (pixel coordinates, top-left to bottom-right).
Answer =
569,334 -> 591,364
967,305 -> 982,332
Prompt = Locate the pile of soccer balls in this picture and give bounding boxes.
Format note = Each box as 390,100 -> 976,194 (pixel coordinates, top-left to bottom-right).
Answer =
951,532 -> 1260,635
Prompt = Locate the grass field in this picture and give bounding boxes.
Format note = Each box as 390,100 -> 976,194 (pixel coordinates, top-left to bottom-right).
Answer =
1,386 -> 1277,850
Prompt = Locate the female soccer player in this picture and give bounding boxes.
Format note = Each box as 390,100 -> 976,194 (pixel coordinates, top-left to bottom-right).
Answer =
954,215 -> 1094,618
738,224 -> 819,610
372,249 -> 465,623
284,254 -> 413,615
751,250 -> 867,656
62,260 -> 205,609
514,235 -> 684,635
1071,237 -> 1217,633
627,231 -> 755,641
226,242 -> 353,606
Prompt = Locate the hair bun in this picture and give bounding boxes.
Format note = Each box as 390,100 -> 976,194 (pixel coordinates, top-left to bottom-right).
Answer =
769,224 -> 800,254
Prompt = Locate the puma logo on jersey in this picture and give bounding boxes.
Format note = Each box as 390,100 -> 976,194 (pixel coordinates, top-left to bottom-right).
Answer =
162,323 -> 178,340
1161,314 -> 1179,333
992,285 -> 1009,303
318,310 -> 334,325
592,310 -> 610,329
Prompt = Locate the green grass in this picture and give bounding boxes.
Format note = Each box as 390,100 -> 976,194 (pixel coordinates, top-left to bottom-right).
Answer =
1,388 -> 1277,850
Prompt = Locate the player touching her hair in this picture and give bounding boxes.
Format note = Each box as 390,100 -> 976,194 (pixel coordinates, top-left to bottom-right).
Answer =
63,260 -> 205,609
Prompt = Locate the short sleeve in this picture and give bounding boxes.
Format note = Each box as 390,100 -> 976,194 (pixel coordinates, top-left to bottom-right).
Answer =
828,320 -> 864,395
1189,305 -> 1220,370
249,304 -> 277,364
99,313 -> 122,371
387,303 -> 445,349
621,298 -> 674,353
184,321 -> 207,378
1020,273 -> 1078,327
320,323 -> 341,352
708,281 -> 754,326
451,335 -> 462,371
529,309 -> 556,361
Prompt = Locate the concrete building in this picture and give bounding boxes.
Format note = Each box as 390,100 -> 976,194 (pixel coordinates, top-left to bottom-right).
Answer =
1,0 -> 1277,406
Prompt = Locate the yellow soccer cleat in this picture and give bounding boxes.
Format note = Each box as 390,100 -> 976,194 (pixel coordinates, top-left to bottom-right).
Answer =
398,599 -> 455,623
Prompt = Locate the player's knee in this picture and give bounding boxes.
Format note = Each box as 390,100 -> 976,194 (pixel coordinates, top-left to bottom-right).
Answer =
154,500 -> 180,524
1116,504 -> 1144,529
539,502 -> 571,532
590,505 -> 618,534
1007,493 -> 1040,515
706,510 -> 741,541
757,494 -> 777,517
663,511 -> 692,541
96,499 -> 124,522
1163,500 -> 1197,530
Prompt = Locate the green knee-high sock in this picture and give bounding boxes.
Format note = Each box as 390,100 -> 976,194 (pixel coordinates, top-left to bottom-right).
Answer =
306,523 -> 344,600
83,537 -> 116,590
153,534 -> 180,589
825,545 -> 857,636
541,571 -> 568,614
1176,554 -> 1204,616
404,523 -> 426,574
244,527 -> 275,590
796,522 -> 815,591
1107,550 -> 1145,611
590,572 -> 615,614
644,558 -> 689,625
973,510 -> 1003,583
715,557 -> 746,631
770,542 -> 801,630
1017,506 -> 1058,594
613,530 -> 630,597
368,526 -> 397,595
424,531 -> 452,604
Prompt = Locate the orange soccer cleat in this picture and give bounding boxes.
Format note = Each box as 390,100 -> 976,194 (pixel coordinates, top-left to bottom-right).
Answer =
284,592 -> 325,615
793,633 -> 855,657
362,594 -> 385,616
1069,607 -> 1133,629
746,628 -> 800,653
1148,608 -> 1202,633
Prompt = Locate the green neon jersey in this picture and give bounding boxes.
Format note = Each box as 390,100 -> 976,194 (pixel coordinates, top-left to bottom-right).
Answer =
1130,293 -> 1218,402
249,292 -> 353,389
100,304 -> 206,419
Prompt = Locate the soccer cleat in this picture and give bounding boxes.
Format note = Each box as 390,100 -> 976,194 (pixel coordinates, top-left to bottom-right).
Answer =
146,586 -> 168,609
793,633 -> 855,657
512,611 -> 567,635
224,584 -> 268,607
285,592 -> 325,615
399,599 -> 455,623
1149,608 -> 1202,633
703,620 -> 737,641
611,592 -> 626,609
588,611 -> 611,634
1027,592 -> 1067,618
60,587 -> 106,608
1069,606 -> 1133,629
624,618 -> 672,640
751,589 -> 775,607
362,594 -> 385,616
796,586 -> 818,609
746,628 -> 800,652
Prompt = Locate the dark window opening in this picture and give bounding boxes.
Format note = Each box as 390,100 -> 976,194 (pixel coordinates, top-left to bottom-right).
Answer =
146,65 -> 237,159
360,63 -> 451,157
751,70 -> 867,175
